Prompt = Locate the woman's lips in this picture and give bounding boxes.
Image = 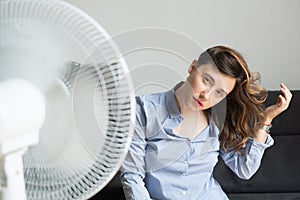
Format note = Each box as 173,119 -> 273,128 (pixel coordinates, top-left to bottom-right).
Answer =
193,97 -> 203,107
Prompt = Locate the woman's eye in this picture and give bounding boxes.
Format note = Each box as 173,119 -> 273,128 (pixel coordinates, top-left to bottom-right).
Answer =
215,90 -> 224,98
203,77 -> 211,84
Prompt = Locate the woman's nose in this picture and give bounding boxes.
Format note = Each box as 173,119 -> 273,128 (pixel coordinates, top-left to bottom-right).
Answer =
199,90 -> 211,100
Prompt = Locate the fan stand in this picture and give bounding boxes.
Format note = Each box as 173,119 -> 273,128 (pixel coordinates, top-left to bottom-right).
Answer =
1,148 -> 28,200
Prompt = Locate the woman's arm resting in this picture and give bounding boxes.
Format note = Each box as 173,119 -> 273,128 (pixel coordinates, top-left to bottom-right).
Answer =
220,135 -> 274,180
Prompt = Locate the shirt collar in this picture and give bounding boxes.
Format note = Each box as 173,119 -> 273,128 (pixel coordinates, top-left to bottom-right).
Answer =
208,119 -> 219,138
165,82 -> 184,119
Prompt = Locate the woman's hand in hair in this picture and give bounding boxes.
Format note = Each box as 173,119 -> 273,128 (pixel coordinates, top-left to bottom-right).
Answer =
264,83 -> 292,124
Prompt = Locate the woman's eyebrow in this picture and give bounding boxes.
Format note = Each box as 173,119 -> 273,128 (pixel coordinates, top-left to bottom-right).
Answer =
219,88 -> 228,95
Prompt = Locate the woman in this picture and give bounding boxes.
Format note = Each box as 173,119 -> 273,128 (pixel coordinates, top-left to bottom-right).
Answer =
120,45 -> 292,199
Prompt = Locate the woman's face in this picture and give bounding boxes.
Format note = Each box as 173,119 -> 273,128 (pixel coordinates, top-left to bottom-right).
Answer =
186,61 -> 236,110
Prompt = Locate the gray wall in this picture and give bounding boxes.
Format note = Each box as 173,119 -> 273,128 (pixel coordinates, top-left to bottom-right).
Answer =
66,0 -> 300,95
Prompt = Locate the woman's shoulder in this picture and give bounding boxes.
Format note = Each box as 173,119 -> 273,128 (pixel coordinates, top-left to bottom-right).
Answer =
135,91 -> 171,123
136,91 -> 169,107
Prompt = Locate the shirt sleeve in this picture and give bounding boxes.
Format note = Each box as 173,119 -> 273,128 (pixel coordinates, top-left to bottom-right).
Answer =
120,97 -> 152,200
220,134 -> 274,180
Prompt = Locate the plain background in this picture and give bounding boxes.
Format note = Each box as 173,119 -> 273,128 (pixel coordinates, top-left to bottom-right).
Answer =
66,0 -> 300,95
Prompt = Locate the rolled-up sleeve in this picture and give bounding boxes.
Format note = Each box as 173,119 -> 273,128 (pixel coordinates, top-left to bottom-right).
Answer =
120,97 -> 152,200
220,134 -> 274,180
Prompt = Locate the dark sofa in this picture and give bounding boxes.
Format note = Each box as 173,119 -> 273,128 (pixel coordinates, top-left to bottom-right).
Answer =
90,90 -> 300,200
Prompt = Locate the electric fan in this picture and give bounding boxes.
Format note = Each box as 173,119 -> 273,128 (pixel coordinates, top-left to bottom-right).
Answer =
0,0 -> 135,199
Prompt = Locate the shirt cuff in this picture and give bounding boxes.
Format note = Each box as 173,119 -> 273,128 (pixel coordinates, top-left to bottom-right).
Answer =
248,134 -> 274,154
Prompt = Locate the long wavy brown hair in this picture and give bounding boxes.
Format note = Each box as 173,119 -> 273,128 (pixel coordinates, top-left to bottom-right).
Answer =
197,45 -> 267,152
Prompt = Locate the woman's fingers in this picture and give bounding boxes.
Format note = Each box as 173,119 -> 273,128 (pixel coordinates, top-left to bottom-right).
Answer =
264,83 -> 292,122
278,83 -> 292,111
280,83 -> 292,99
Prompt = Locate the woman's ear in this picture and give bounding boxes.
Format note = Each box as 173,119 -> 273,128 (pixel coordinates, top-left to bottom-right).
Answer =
188,60 -> 198,74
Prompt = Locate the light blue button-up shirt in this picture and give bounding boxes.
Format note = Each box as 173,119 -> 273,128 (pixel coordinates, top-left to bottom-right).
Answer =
120,84 -> 274,200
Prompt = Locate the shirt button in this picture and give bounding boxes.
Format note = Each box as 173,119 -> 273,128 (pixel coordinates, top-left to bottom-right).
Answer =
184,161 -> 189,166
182,190 -> 187,195
182,172 -> 187,176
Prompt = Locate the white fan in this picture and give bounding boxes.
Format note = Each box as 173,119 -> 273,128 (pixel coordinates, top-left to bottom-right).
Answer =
0,0 -> 135,199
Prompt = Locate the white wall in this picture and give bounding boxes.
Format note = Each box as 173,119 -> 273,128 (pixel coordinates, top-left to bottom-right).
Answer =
66,0 -> 300,94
